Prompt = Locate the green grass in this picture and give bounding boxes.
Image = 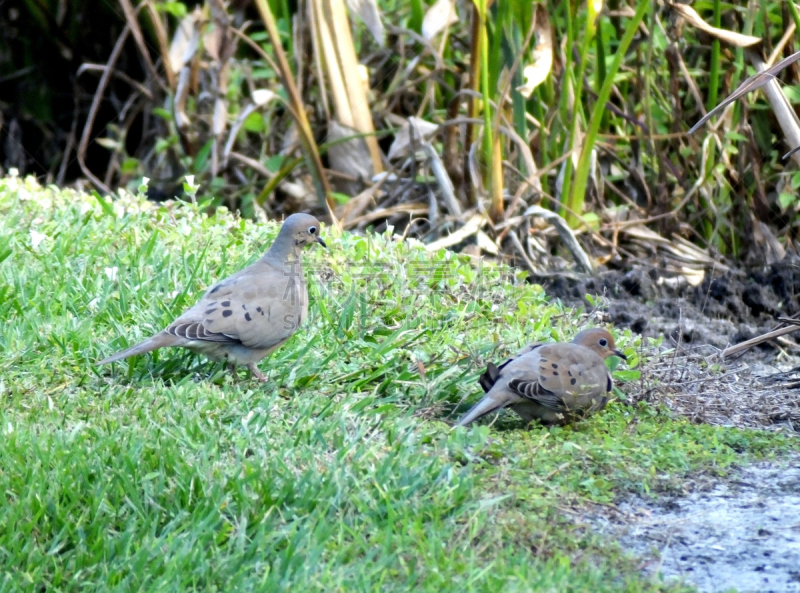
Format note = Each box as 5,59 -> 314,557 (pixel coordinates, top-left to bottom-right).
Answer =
0,174 -> 795,592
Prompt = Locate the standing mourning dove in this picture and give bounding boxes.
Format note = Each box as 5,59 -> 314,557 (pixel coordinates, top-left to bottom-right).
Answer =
98,213 -> 327,381
456,328 -> 627,427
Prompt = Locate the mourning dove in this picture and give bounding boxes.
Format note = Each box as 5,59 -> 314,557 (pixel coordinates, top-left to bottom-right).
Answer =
456,328 -> 627,427
98,213 -> 327,381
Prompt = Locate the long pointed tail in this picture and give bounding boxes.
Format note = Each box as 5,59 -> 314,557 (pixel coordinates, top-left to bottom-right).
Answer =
455,391 -> 509,427
97,333 -> 176,365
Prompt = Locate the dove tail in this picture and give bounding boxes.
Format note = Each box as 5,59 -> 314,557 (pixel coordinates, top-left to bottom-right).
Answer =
97,333 -> 176,365
456,392 -> 508,427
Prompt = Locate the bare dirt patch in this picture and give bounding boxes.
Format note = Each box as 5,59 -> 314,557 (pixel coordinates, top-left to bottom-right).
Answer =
587,460 -> 800,593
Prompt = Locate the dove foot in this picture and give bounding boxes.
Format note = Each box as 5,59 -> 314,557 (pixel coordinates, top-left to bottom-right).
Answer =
248,363 -> 268,382
226,362 -> 240,382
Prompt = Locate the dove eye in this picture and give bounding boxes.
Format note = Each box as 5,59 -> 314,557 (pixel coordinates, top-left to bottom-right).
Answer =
599,338 -> 608,347
308,226 -> 317,235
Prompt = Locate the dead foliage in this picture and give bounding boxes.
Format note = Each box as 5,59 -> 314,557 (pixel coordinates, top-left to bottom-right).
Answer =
633,342 -> 800,432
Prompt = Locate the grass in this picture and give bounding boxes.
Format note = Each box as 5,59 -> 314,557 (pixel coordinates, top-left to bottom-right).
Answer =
0,174 -> 796,592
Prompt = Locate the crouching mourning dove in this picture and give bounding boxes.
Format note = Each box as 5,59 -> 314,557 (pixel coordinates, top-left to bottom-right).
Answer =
456,328 -> 627,427
98,213 -> 326,381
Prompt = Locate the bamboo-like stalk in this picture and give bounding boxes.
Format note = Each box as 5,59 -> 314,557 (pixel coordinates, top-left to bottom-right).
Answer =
463,1 -> 482,207
252,0 -> 338,223
323,0 -> 383,174
474,0 -> 504,222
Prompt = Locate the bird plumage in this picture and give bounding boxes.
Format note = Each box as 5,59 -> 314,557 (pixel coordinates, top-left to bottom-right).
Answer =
457,328 -> 627,427
98,213 -> 327,381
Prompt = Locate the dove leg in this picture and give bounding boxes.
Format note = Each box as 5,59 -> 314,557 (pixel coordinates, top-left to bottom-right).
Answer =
226,362 -> 240,382
247,363 -> 268,382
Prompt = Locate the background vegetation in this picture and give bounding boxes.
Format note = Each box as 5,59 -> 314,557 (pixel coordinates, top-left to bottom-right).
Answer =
4,0 -> 800,270
4,1 -> 800,588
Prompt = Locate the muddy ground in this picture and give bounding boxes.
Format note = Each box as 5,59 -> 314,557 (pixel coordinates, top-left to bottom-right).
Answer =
541,258 -> 800,592
542,258 -> 800,352
587,460 -> 800,593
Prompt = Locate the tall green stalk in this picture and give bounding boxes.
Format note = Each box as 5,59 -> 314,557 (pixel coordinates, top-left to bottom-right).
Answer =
567,0 -> 650,227
475,0 -> 504,222
559,5 -> 595,226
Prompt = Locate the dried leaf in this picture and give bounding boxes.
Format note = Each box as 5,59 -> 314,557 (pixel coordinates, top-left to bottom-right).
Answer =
346,0 -> 385,46
387,117 -> 439,159
425,215 -> 485,252
669,2 -> 761,48
523,205 -> 594,273
753,220 -> 786,265
680,267 -> 705,287
336,174 -> 387,225
414,120 -> 461,216
282,121 -> 300,155
168,9 -> 200,75
213,98 -> 227,136
207,0 -> 235,64
205,26 -> 222,62
328,120 -> 374,196
517,5 -> 553,98
689,50 -> 800,134
421,0 -> 458,40
476,230 -> 499,255
174,67 -> 192,130
95,137 -> 120,150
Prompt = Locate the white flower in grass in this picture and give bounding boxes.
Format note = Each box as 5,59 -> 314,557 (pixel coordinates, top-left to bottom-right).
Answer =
183,175 -> 200,203
29,229 -> 47,249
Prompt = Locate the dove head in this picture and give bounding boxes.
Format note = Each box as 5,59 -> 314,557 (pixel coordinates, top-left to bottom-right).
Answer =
267,213 -> 327,260
572,328 -> 627,361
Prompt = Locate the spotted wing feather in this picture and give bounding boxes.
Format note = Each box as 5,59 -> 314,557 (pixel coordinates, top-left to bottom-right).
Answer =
165,259 -> 306,351
508,378 -> 567,411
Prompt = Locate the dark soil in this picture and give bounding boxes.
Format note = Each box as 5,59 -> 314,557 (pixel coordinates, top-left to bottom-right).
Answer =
541,258 -> 800,352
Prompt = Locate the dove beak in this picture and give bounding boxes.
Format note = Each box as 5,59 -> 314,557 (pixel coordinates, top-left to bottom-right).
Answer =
316,236 -> 328,249
613,349 -> 627,362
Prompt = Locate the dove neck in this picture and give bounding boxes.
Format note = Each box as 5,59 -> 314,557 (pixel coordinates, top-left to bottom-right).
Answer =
263,233 -> 302,265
